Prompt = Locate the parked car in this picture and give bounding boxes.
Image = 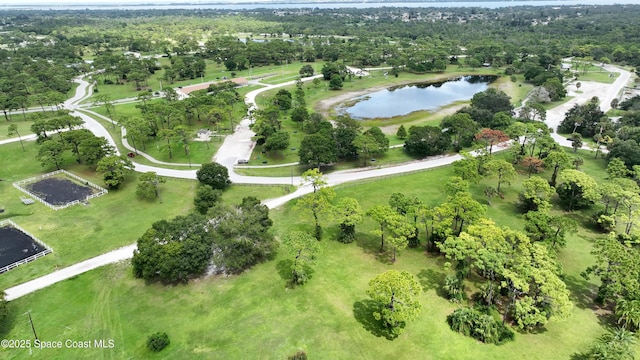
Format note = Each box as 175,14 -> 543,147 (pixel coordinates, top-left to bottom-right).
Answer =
237,159 -> 249,164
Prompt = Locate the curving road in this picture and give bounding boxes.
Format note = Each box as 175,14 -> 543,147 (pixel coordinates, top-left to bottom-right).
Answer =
4,65 -> 633,301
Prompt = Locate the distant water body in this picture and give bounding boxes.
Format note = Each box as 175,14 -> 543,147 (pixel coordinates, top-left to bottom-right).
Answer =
3,1 -> 640,11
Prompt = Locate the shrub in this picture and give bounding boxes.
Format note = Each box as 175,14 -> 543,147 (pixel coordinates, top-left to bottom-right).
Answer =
594,212 -> 616,233
337,223 -> 355,243
443,275 -> 465,302
288,350 -> 308,360
146,332 -> 170,352
447,307 -> 514,345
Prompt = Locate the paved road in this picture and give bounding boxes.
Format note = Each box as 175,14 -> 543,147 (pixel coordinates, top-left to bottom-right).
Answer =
546,64 -> 631,148
3,64 -> 632,301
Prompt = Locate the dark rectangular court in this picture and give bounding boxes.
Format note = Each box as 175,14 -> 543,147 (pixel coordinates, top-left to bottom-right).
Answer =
0,225 -> 49,271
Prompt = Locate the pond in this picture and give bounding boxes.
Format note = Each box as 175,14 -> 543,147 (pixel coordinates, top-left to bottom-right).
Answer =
340,75 -> 497,119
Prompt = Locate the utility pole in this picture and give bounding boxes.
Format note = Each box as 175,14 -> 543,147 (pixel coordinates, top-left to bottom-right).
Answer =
25,311 -> 38,341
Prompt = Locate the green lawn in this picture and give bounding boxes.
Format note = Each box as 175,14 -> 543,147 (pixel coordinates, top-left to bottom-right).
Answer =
0,119 -> 34,141
0,140 -> 293,290
1,147 -> 630,359
235,147 -> 417,177
84,60 -> 324,103
88,103 -> 229,166
576,71 -> 618,84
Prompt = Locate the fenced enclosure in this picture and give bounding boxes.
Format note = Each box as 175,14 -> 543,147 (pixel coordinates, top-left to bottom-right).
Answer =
0,220 -> 52,274
13,169 -> 108,210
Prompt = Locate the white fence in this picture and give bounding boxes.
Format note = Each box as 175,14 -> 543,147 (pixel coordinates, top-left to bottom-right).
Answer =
0,219 -> 53,274
13,169 -> 108,211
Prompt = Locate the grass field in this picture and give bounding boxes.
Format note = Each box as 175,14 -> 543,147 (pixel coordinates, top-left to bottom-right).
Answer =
0,119 -> 34,142
2,145 -> 636,359
235,147 -> 417,177
84,59 -> 326,103
576,71 -> 618,84
0,140 -> 292,290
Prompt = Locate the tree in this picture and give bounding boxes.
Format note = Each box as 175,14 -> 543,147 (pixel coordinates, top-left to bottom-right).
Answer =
452,152 -> 481,183
290,106 -> 309,124
483,159 -> 517,194
7,124 -> 25,152
570,132 -> 583,152
288,351 -> 308,360
519,102 -> 547,121
96,155 -> 134,189
297,168 -> 336,240
445,177 -> 470,196
386,213 -> 416,262
404,125 -> 450,156
366,270 -> 422,337
544,150 -> 571,187
136,172 -> 166,200
333,197 -> 363,243
475,128 -> 509,155
78,135 -> 112,166
524,210 -> 577,251
273,89 -> 292,110
132,214 -> 213,282
396,125 -> 407,140
353,127 -> 389,165
434,191 -> 486,237
584,233 -> 640,304
299,64 -> 314,77
583,329 -> 637,360
264,130 -> 290,155
321,62 -> 347,80
440,219 -> 572,329
447,307 -> 514,344
196,162 -> 230,190
441,113 -> 478,149
193,185 -> 222,215
283,231 -> 320,285
556,169 -> 600,211
329,73 -> 343,90
298,133 -> 337,168
36,139 -> 65,170
615,298 -> 640,332
607,157 -> 630,179
522,156 -> 545,176
366,205 -> 396,253
470,88 -> 513,115
519,176 -> 555,212
558,102 -> 608,138
609,139 -> 640,169
209,197 -> 276,274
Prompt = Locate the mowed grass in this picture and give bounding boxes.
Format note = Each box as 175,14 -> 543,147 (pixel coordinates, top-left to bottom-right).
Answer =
576,70 -> 618,84
85,59 -> 324,103
235,147 -> 418,177
1,147 -> 629,359
0,119 -> 35,141
0,141 -> 295,290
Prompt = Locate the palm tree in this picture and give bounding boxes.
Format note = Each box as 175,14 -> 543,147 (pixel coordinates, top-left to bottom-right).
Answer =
615,298 -> 640,331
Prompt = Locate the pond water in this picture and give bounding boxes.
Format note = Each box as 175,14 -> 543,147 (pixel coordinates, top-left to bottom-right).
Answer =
341,75 -> 497,119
